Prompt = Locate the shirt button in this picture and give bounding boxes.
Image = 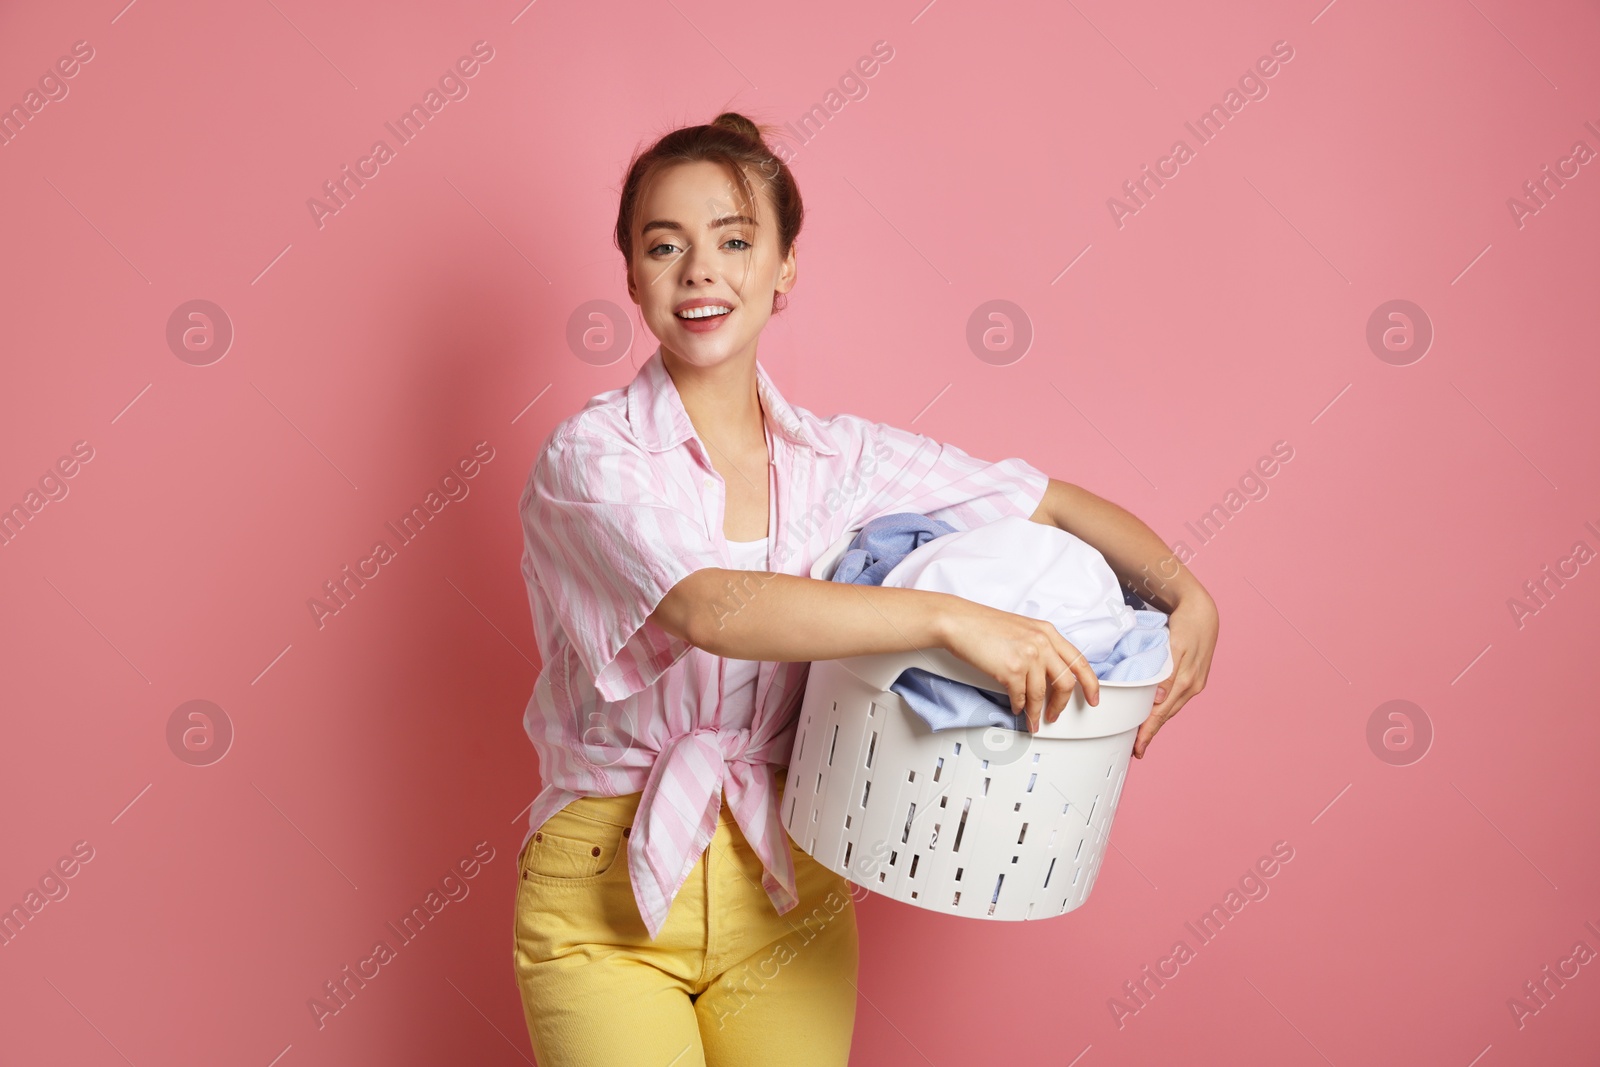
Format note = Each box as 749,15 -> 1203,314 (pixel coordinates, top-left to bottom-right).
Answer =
590,845 -> 601,857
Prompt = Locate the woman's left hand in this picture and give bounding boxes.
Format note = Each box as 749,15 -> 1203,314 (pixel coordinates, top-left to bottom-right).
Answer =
1133,592 -> 1218,759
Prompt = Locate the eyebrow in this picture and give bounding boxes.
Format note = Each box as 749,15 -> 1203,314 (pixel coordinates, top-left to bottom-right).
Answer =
639,214 -> 759,238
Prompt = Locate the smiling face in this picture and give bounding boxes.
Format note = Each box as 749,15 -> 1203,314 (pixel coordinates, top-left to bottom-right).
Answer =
625,158 -> 796,371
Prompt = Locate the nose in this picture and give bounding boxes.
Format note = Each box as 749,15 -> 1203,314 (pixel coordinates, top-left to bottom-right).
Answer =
680,239 -> 716,285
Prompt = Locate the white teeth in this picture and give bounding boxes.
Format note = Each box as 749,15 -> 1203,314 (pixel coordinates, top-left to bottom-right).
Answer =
677,305 -> 731,319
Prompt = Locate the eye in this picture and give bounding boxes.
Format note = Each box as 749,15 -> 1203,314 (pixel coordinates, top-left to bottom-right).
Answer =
724,238 -> 751,251
647,242 -> 681,257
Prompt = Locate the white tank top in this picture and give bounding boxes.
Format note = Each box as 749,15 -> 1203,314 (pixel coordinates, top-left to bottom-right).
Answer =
722,536 -> 769,714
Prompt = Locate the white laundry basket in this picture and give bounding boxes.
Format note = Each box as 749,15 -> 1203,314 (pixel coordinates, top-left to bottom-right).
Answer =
783,528 -> 1172,921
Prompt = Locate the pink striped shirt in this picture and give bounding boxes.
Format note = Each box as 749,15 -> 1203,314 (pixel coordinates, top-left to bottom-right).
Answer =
517,345 -> 1049,940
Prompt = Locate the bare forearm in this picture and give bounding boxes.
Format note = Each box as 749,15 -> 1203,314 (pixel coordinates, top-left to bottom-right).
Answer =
655,570 -> 954,662
1031,479 -> 1211,615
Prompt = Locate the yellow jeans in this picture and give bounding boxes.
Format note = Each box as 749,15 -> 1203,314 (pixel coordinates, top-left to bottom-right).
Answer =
512,774 -> 860,1066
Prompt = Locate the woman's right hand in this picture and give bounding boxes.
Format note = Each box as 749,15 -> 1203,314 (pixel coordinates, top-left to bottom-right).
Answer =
933,596 -> 1099,733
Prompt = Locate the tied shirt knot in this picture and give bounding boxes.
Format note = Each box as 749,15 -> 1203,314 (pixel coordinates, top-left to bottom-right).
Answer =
627,726 -> 799,940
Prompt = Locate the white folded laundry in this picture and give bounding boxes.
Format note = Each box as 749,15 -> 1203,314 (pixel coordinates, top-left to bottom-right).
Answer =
879,514 -> 1137,664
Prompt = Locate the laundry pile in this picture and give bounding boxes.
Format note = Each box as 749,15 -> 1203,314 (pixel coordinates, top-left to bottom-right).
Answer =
827,513 -> 1171,733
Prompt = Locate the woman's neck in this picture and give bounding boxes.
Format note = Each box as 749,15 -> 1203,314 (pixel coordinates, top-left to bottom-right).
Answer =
662,350 -> 766,455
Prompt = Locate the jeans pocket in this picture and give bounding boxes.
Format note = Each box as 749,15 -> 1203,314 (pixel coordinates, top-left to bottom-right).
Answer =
520,806 -> 626,886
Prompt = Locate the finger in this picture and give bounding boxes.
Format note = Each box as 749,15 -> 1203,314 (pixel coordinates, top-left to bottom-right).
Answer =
1044,645 -> 1079,723
1006,673 -> 1028,724
1153,677 -> 1194,724
1151,655 -> 1180,708
1036,643 -> 1075,726
1134,707 -> 1169,757
1026,656 -> 1046,733
1043,652 -> 1075,724
1135,647 -> 1200,756
1135,684 -> 1193,758
1132,719 -> 1157,758
1051,634 -> 1099,707
1149,646 -> 1191,716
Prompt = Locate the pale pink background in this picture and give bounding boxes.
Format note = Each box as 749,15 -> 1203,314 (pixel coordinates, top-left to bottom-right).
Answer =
2,0 -> 1597,1064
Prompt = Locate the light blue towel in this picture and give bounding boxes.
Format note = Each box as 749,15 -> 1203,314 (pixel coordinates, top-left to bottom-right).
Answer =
828,513 -> 1170,733
891,667 -> 1022,731
830,512 -> 957,585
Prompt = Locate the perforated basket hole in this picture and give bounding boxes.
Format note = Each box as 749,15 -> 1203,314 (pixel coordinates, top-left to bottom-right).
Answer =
952,798 -> 971,852
988,872 -> 1006,914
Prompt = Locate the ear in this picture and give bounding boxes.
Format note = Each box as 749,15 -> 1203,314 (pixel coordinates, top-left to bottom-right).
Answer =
775,243 -> 798,295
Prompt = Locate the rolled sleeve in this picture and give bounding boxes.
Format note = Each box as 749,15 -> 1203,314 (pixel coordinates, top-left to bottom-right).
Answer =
847,417 -> 1050,533
521,432 -> 724,703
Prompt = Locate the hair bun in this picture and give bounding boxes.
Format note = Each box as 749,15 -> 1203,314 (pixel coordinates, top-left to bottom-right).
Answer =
711,111 -> 766,146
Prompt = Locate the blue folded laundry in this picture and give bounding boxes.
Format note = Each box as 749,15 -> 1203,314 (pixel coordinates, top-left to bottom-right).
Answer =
891,667 -> 1021,731
829,512 -> 957,585
828,512 -> 1170,733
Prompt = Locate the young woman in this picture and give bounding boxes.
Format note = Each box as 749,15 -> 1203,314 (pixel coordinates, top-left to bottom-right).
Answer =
512,112 -> 1219,1066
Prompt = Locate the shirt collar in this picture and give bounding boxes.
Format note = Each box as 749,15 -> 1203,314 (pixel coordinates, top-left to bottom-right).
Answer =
626,345 -> 839,457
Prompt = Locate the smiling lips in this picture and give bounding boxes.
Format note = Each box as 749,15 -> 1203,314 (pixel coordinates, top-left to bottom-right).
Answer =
675,304 -> 731,320
674,301 -> 733,333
